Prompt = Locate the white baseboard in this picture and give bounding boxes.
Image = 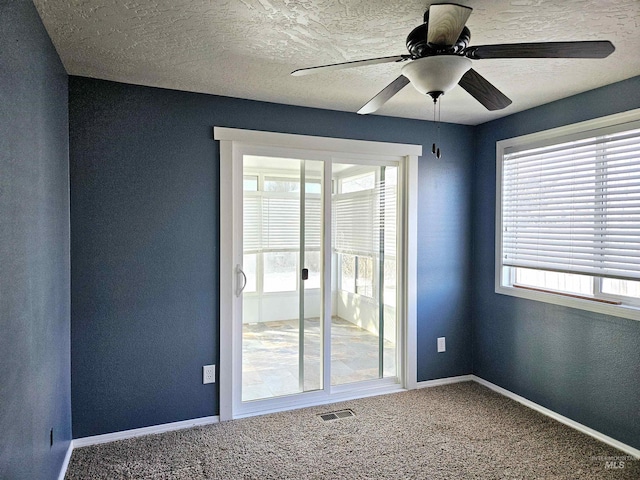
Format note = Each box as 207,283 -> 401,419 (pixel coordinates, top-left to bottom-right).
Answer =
61,374 -> 639,479
416,374 -> 474,388
471,375 -> 640,459
72,415 -> 219,448
57,440 -> 74,480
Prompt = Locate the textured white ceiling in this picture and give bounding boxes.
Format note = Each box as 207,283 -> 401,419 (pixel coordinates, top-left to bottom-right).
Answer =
34,0 -> 640,125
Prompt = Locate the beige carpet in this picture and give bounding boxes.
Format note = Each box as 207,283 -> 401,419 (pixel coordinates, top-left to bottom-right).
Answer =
65,382 -> 638,479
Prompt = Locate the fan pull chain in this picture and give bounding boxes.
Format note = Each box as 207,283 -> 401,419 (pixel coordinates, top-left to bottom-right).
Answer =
432,99 -> 436,155
437,99 -> 441,158
431,96 -> 441,158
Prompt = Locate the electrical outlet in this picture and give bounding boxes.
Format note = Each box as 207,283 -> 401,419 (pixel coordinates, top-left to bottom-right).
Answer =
437,337 -> 446,353
203,365 -> 216,384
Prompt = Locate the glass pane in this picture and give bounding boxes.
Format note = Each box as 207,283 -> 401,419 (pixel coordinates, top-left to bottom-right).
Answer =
381,167 -> 397,378
332,163 -> 398,386
515,267 -> 593,295
264,177 -> 299,192
264,252 -> 297,292
602,278 -> 640,298
242,155 -> 324,401
356,255 -> 374,297
243,175 -> 258,191
263,177 -> 320,193
304,251 -> 321,289
340,254 -> 355,293
243,157 -> 302,402
302,160 -> 324,393
243,254 -> 257,293
383,258 -> 396,307
341,172 -> 375,193
306,181 -> 321,194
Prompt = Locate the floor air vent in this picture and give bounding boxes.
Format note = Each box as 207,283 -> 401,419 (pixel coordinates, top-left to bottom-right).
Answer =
319,409 -> 355,421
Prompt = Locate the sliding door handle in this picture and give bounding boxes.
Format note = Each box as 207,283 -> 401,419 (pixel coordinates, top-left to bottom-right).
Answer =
301,268 -> 309,281
236,264 -> 247,297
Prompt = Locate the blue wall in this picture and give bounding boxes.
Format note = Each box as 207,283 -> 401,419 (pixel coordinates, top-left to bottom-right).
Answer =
69,77 -> 474,437
0,1 -> 71,478
7,3 -> 637,454
4,1 -> 638,470
472,76 -> 640,449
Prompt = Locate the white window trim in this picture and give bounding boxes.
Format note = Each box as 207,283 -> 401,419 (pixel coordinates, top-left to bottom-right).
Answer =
215,127 -> 420,420
495,108 -> 640,322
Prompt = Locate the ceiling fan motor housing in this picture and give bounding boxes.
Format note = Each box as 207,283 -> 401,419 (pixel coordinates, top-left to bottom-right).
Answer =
406,21 -> 471,57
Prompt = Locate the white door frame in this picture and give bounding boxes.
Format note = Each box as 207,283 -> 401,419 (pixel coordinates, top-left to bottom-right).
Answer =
215,127 -> 420,420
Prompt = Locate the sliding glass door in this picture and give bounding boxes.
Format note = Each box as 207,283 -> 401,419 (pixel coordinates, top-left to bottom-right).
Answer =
235,150 -> 403,413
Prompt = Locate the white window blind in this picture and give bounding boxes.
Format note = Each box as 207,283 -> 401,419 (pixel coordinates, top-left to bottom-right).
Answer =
384,184 -> 397,259
333,181 -> 396,257
243,194 -> 262,252
333,189 -> 377,256
502,123 -> 640,281
243,192 -> 321,253
262,195 -> 299,250
304,196 -> 322,251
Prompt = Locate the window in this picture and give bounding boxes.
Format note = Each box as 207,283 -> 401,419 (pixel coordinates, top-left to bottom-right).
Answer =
356,255 -> 374,297
243,169 -> 322,294
496,109 -> 640,320
341,172 -> 375,193
243,175 -> 258,191
304,251 -> 321,289
243,253 -> 257,293
340,253 -> 356,293
263,252 -> 297,292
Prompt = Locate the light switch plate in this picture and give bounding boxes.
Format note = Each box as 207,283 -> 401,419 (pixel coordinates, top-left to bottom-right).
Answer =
437,337 -> 446,353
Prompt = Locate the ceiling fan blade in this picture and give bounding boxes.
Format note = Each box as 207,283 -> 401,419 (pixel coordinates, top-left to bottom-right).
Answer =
427,3 -> 472,47
466,41 -> 615,59
291,55 -> 411,76
357,75 -> 410,115
458,69 -> 512,111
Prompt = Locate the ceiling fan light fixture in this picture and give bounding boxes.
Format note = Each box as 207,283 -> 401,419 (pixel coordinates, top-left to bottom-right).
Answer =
401,56 -> 472,96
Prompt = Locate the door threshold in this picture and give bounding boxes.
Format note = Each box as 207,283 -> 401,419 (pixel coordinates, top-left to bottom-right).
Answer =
232,381 -> 405,419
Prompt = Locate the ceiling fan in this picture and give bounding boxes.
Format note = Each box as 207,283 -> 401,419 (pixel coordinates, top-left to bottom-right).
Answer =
291,3 -> 615,115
